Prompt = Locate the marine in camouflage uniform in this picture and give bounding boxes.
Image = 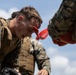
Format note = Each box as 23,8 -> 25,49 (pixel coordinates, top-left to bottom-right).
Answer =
1,37 -> 51,75
0,17 -> 20,70
48,0 -> 76,45
0,6 -> 43,74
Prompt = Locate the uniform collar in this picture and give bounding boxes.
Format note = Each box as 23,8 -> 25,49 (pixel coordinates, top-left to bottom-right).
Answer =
6,19 -> 13,40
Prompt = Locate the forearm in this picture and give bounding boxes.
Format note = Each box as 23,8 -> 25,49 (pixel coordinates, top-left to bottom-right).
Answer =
35,48 -> 51,75
36,59 -> 51,75
42,60 -> 51,75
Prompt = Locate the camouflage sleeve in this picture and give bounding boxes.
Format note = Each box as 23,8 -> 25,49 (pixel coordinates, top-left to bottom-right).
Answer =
31,39 -> 51,75
48,0 -> 76,40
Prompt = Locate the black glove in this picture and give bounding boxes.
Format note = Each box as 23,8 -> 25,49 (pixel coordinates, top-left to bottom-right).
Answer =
0,67 -> 18,75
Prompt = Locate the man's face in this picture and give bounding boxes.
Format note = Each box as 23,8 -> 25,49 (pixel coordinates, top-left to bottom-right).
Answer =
15,17 -> 41,39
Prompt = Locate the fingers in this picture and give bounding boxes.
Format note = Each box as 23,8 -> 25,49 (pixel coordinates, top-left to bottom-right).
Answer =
14,69 -> 22,75
38,69 -> 48,75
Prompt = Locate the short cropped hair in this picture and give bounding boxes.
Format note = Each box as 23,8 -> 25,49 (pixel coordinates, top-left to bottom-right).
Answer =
11,6 -> 43,25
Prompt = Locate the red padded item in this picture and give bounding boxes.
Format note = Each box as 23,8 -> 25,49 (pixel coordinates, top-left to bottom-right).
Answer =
36,29 -> 48,40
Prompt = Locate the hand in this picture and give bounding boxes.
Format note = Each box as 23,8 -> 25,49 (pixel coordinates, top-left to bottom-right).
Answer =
38,69 -> 48,75
14,69 -> 21,75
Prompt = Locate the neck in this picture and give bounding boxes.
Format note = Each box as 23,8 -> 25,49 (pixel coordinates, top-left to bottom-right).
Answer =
9,18 -> 16,36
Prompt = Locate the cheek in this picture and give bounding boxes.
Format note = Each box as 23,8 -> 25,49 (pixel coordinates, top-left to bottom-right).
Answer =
15,26 -> 24,35
15,24 -> 22,31
18,24 -> 26,32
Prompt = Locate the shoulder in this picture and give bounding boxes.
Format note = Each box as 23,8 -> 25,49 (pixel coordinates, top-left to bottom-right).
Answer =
0,17 -> 12,40
30,38 -> 45,50
30,38 -> 42,46
0,17 -> 6,22
0,17 -> 6,34
0,17 -> 7,27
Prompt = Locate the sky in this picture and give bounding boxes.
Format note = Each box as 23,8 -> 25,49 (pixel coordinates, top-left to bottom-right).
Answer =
0,0 -> 76,75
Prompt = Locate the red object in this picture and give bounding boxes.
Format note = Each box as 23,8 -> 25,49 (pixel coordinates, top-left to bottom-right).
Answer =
33,26 -> 39,35
53,39 -> 67,46
53,31 -> 76,46
36,29 -> 48,40
59,31 -> 76,44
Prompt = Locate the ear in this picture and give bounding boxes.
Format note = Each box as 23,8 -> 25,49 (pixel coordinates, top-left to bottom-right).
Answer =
18,15 -> 24,21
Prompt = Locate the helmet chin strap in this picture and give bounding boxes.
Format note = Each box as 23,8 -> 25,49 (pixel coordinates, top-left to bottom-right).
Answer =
36,28 -> 48,40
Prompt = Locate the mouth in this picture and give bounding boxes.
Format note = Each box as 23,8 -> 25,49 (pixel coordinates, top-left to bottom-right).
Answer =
22,35 -> 25,38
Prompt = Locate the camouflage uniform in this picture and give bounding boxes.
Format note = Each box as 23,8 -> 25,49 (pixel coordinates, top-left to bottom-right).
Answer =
0,17 -> 21,70
1,37 -> 51,75
48,0 -> 76,41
